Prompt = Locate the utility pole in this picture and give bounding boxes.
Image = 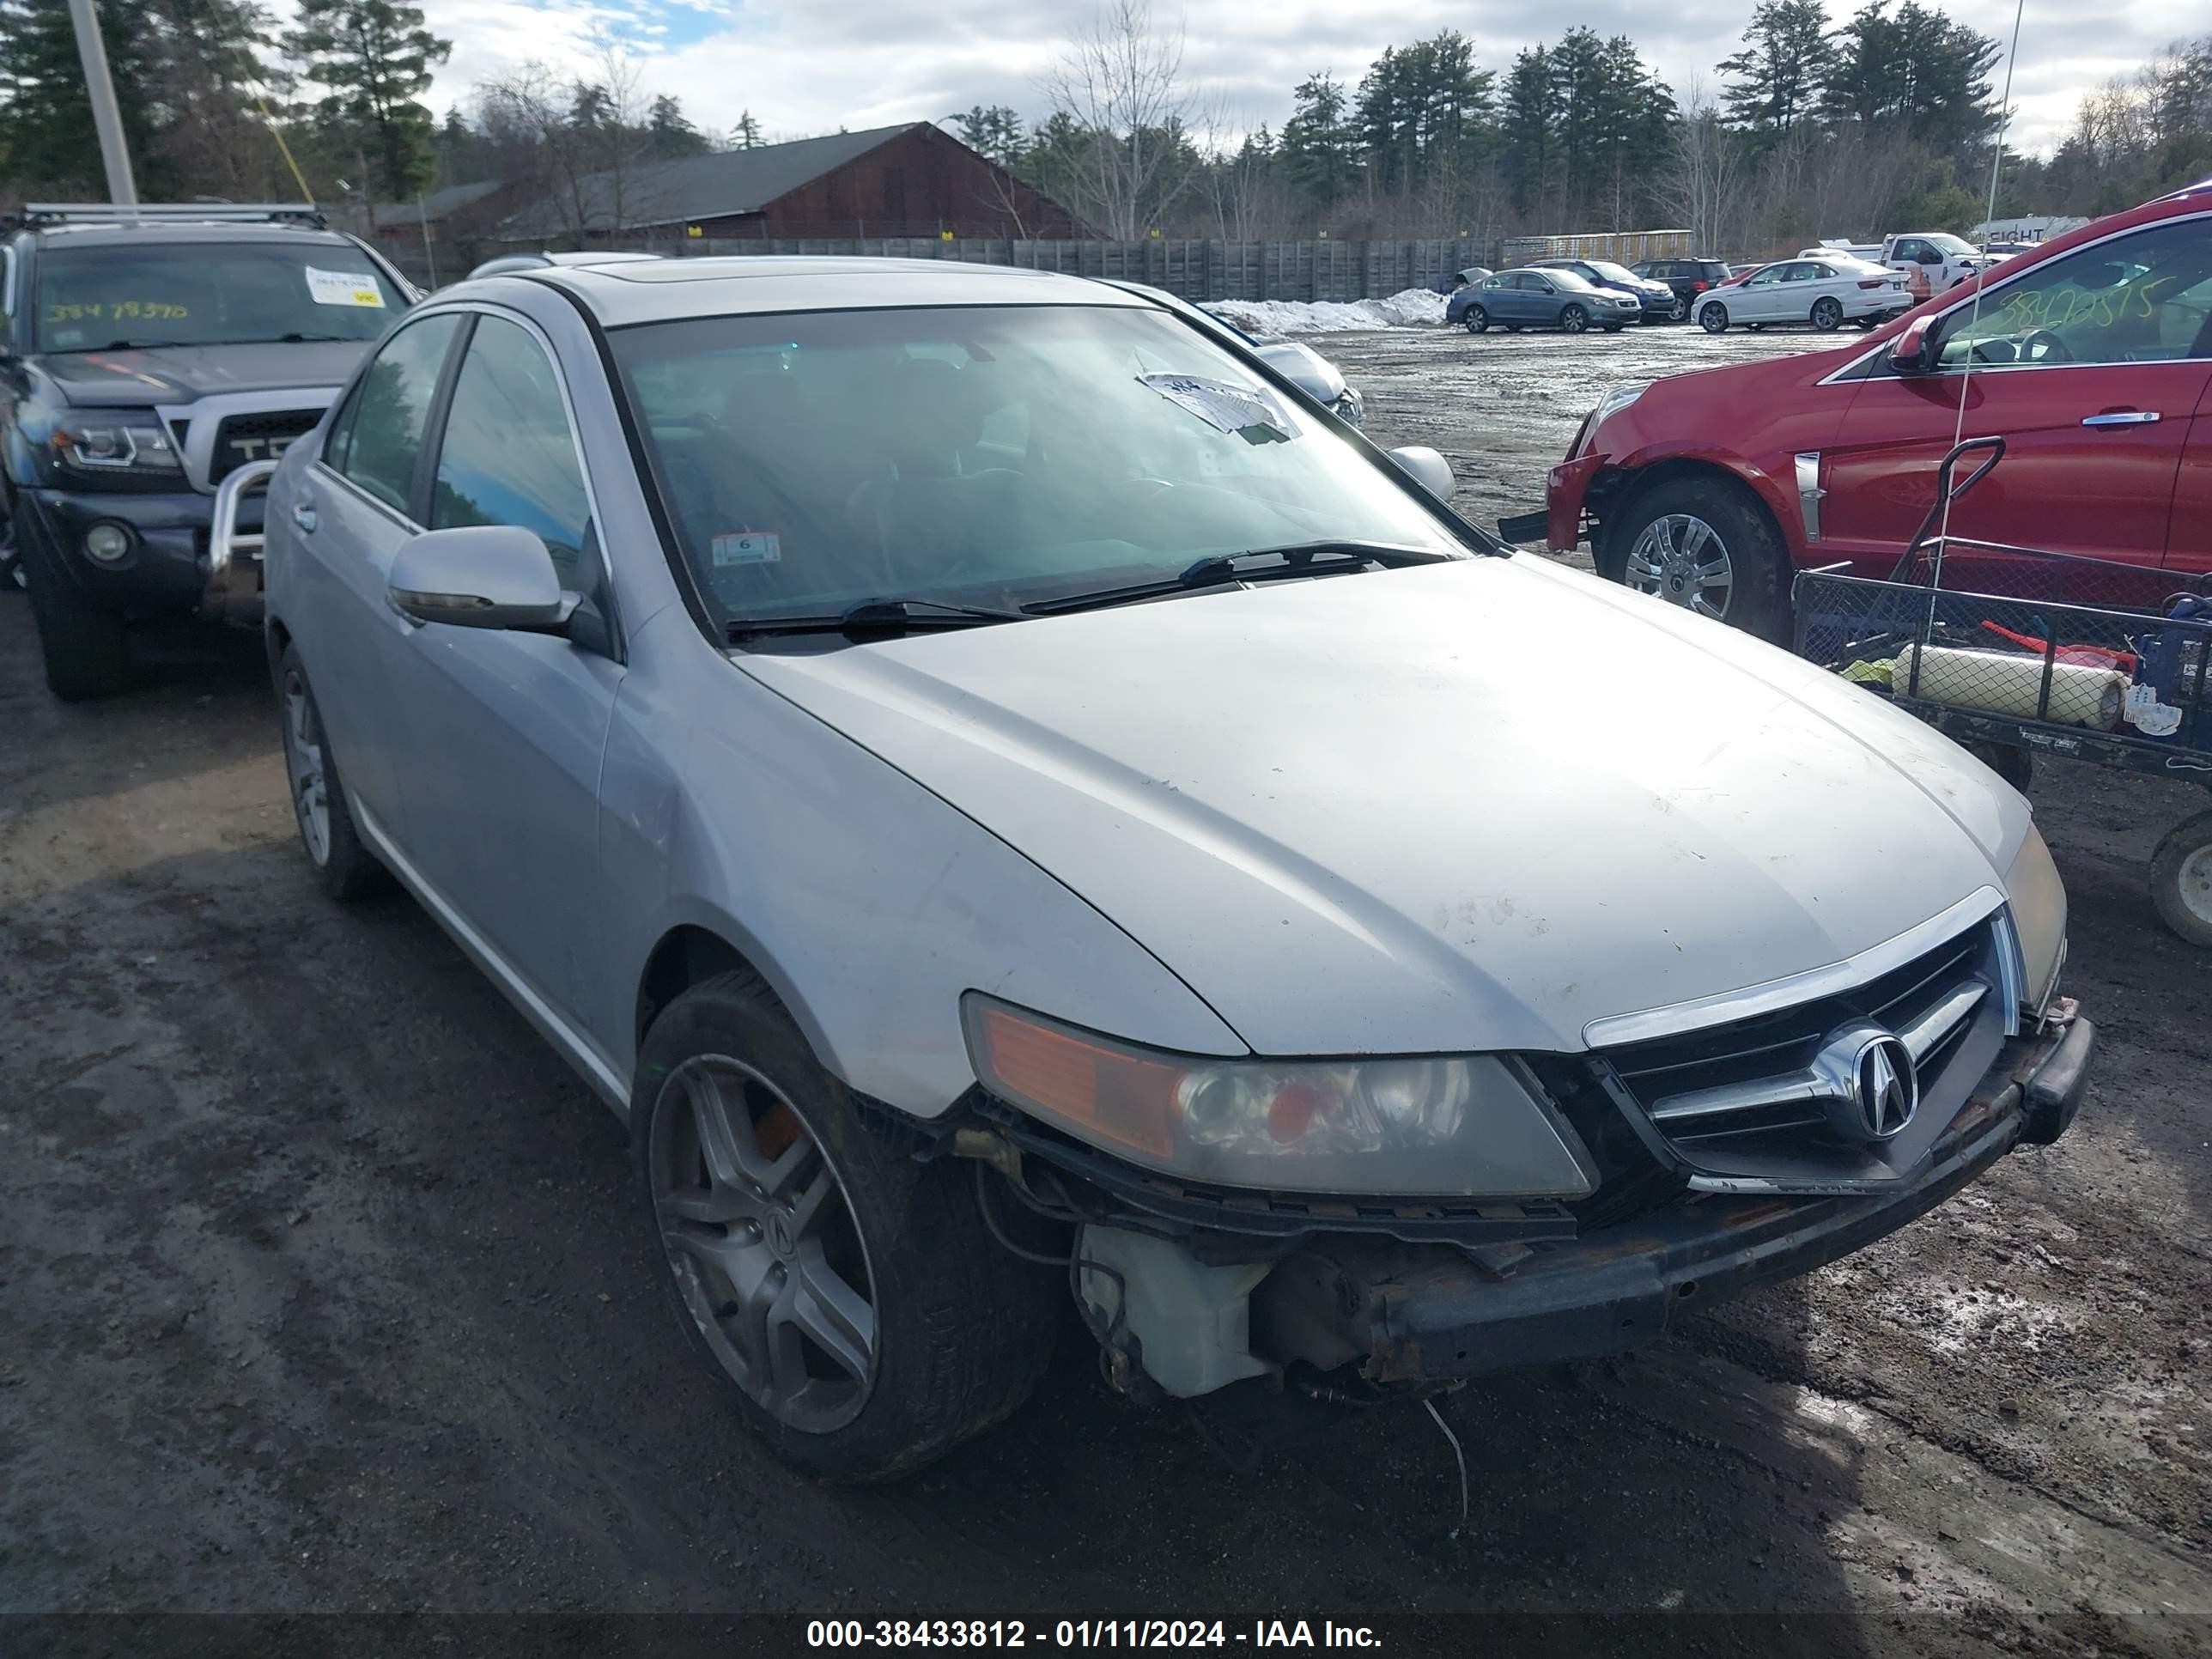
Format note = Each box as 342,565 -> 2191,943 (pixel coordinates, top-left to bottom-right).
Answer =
65,0 -> 137,205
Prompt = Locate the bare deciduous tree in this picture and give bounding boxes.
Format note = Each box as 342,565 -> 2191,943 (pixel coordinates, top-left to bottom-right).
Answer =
1041,0 -> 1196,240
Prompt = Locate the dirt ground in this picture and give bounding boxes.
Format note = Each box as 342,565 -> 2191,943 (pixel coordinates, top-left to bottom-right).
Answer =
3,321 -> 2209,1655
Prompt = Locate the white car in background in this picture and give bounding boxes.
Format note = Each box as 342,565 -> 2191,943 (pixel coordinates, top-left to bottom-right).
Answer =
1694,255 -> 1911,334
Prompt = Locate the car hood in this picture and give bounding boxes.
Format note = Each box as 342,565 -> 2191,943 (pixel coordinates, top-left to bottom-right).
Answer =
46,341 -> 372,407
738,558 -> 2026,1058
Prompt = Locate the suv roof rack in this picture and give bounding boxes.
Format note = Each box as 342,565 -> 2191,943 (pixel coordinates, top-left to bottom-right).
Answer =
17,202 -> 328,229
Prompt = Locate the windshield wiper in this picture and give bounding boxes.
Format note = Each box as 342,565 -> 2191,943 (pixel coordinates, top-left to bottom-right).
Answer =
1176,539 -> 1454,588
66,338 -> 194,351
1030,540 -> 1455,617
726,596 -> 1029,641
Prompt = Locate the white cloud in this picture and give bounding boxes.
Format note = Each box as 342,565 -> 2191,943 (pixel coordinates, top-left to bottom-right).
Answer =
415,0 -> 2171,156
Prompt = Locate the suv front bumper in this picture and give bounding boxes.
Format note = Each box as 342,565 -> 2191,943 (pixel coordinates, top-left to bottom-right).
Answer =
1251,1011 -> 2092,1384
21,485 -> 264,623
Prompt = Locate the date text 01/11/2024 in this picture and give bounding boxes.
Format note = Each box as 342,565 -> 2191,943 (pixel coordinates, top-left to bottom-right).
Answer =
805,1620 -> 1383,1649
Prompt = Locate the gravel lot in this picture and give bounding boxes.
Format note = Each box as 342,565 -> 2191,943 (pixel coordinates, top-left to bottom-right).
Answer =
3,320 -> 2209,1654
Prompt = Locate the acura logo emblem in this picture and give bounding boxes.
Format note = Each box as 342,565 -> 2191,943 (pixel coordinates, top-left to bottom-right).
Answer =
1812,1022 -> 1919,1143
1853,1034 -> 1917,1139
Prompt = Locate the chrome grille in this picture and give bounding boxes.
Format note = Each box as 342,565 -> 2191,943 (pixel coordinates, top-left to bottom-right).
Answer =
1597,918 -> 2010,1188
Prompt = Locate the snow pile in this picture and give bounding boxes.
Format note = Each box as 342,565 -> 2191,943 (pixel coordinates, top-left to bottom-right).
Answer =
1207,287 -> 1447,336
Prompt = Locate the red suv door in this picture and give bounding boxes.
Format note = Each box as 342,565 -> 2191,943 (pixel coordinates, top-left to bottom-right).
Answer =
1820,209 -> 2212,575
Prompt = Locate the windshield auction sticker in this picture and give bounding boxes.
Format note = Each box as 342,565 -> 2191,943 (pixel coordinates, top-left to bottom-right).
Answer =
304,266 -> 386,307
1137,374 -> 1296,443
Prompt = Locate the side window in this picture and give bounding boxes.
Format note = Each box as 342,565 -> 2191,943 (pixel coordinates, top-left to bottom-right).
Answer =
1748,264 -> 1787,287
1939,217 -> 2212,368
429,314 -> 590,584
332,313 -> 462,513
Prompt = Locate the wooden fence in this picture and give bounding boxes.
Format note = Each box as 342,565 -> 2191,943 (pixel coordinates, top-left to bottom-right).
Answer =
388,234 -> 1505,303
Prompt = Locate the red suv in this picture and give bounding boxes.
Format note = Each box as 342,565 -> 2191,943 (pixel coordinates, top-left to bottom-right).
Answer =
1532,180 -> 2212,638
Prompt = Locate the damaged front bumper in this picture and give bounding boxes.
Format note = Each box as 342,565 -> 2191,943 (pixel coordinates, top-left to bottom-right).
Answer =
1252,1012 -> 2092,1386
1064,1010 -> 2091,1398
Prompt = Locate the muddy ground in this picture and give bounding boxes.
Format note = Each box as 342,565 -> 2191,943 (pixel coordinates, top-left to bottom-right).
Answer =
2,321 -> 2209,1655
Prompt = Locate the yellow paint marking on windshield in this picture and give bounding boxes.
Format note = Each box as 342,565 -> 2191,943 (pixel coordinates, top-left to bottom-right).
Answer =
46,301 -> 191,323
1993,276 -> 2174,333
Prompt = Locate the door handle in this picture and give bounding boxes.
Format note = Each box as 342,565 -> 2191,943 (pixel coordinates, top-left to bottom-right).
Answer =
291,499 -> 318,532
2081,410 -> 2160,428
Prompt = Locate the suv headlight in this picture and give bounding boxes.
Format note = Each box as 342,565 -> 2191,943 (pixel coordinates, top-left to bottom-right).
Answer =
52,418 -> 182,479
1572,380 -> 1650,458
2003,824 -> 2067,1013
963,994 -> 1595,1197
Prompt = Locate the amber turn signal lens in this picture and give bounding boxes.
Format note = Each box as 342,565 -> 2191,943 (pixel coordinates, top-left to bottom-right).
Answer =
970,1001 -> 1182,1158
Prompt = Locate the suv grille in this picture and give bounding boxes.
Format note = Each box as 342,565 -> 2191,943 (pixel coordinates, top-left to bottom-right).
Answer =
210,410 -> 320,483
1595,918 -> 2010,1186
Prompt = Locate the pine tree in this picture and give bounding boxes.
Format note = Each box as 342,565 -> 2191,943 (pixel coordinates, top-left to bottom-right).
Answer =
1279,71 -> 1358,214
646,94 -> 708,159
1500,46 -> 1558,218
0,0 -> 171,194
950,104 -> 1026,168
281,0 -> 451,198
1717,0 -> 1836,141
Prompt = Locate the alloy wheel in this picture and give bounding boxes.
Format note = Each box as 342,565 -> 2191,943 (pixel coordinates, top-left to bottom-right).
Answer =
648,1054 -> 879,1434
1560,305 -> 1587,334
1625,514 -> 1734,620
281,669 -> 331,866
1700,303 -> 1728,333
1812,297 -> 1843,330
1670,296 -> 1689,321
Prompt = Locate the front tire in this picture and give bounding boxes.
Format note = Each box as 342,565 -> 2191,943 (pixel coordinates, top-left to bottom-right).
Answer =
635,969 -> 1058,1480
1698,301 -> 1729,333
2150,811 -> 2212,948
19,507 -> 131,702
1559,304 -> 1588,334
1811,297 -> 1844,331
1462,306 -> 1489,333
276,643 -> 388,901
1599,475 -> 1791,641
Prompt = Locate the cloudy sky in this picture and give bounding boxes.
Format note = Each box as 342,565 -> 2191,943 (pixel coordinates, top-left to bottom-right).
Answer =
422,0 -> 2173,159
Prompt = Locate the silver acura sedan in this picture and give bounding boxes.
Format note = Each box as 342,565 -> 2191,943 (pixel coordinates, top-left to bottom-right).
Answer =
249,257 -> 2092,1480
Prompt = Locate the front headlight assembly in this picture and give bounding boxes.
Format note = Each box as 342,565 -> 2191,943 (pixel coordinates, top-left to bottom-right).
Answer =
51,418 -> 182,479
2002,823 -> 2067,1015
962,994 -> 1595,1199
1571,380 -> 1649,458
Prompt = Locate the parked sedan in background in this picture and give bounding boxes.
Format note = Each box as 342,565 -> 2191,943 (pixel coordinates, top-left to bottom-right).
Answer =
1694,256 -> 1911,333
1529,258 -> 1677,322
1459,267 -> 1641,333
254,254 -> 2086,1480
1629,257 -> 1732,321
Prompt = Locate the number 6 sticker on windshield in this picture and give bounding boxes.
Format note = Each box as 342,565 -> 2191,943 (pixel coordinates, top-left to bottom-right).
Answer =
305,266 -> 386,307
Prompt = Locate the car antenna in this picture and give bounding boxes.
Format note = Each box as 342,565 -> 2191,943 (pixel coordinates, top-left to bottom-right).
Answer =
1930,0 -> 2027,585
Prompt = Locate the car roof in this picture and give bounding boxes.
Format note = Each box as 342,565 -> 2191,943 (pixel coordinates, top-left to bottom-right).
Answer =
505,255 -> 1157,328
25,222 -> 361,250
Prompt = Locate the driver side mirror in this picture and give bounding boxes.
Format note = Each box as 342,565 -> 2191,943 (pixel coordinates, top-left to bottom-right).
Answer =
388,526 -> 579,632
1388,445 -> 1455,502
1888,314 -> 1938,376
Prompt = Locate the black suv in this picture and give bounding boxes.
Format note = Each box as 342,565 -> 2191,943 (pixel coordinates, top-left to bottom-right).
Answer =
1627,258 -> 1733,323
1,204 -> 413,699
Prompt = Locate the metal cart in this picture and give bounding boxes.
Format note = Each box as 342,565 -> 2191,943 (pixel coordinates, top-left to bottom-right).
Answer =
1792,437 -> 2212,946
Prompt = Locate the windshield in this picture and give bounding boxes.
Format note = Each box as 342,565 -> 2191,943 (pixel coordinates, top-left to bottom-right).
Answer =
1926,234 -> 1978,257
1542,268 -> 1594,289
612,304 -> 1468,626
1588,261 -> 1640,284
35,242 -> 407,351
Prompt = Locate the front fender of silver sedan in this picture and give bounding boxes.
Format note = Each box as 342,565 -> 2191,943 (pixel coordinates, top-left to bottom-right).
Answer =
589,608 -> 1247,1119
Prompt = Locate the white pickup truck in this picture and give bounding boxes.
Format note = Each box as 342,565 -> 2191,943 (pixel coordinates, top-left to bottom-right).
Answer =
1878,231 -> 1997,296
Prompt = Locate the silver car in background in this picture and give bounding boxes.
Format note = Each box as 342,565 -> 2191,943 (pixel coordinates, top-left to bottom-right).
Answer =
251,258 -> 2090,1480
